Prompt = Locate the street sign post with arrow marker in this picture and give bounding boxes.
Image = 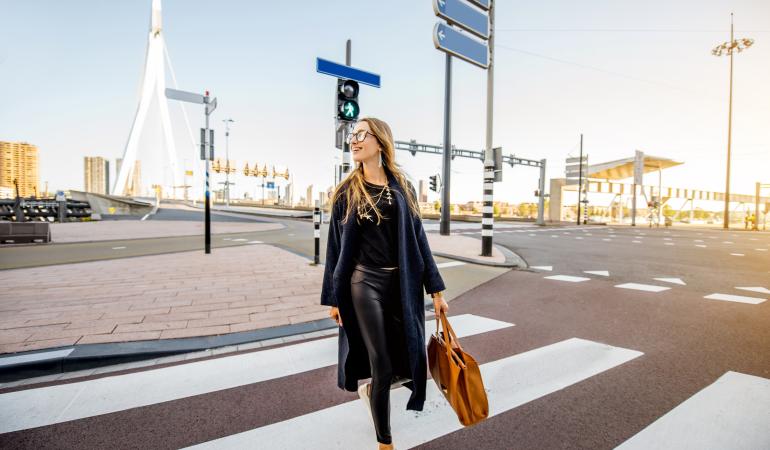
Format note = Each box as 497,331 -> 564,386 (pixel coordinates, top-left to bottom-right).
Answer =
433,0 -> 489,39
433,22 -> 489,69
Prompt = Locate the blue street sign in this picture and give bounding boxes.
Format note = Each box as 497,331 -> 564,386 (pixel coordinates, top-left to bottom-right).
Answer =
316,58 -> 381,88
433,0 -> 489,39
466,0 -> 490,10
267,181 -> 275,189
433,22 -> 489,69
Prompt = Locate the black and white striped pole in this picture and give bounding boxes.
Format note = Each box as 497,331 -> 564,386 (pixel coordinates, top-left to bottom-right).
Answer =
482,159 -> 495,256
313,200 -> 321,264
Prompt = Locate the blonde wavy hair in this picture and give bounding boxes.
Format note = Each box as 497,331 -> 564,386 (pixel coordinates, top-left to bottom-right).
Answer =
330,117 -> 421,224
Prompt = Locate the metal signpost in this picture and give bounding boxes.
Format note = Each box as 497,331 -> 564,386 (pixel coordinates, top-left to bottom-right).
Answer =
632,150 -> 644,227
165,87 -> 217,253
433,0 -> 493,257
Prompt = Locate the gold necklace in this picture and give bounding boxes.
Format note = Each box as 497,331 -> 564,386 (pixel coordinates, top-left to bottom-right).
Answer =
357,182 -> 393,222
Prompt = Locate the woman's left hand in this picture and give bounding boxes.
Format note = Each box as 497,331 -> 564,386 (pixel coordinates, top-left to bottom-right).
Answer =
432,292 -> 449,314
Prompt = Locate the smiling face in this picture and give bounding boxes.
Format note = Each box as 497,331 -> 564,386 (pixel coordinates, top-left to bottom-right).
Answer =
350,121 -> 380,165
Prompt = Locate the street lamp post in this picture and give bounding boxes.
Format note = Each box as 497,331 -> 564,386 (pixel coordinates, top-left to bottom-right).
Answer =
223,118 -> 234,206
712,13 -> 754,229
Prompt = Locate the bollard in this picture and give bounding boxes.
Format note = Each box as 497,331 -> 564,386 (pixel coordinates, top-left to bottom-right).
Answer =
313,200 -> 321,264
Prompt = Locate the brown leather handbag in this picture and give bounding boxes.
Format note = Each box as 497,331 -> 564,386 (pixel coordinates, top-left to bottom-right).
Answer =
427,309 -> 489,426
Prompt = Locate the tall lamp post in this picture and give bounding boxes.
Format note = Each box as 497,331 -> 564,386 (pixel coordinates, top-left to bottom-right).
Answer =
712,13 -> 754,229
222,118 -> 235,206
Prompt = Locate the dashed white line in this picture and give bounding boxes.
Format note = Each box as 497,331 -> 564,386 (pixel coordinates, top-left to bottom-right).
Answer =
730,253 -> 744,257
615,283 -> 670,293
704,293 -> 766,305
735,287 -> 770,295
545,275 -> 591,283
654,278 -> 686,286
112,246 -> 126,250
531,266 -> 553,271
584,271 -> 610,277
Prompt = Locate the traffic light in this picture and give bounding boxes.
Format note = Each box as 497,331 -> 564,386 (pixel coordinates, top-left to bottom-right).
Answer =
337,79 -> 359,122
429,175 -> 437,192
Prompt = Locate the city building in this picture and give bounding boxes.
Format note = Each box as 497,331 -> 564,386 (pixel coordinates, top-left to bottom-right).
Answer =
418,179 -> 428,203
84,156 -> 110,195
0,141 -> 39,198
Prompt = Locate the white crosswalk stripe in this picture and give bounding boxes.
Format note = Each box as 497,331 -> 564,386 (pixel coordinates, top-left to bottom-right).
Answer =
186,338 -> 643,449
617,371 -> 770,450
0,314 -> 513,434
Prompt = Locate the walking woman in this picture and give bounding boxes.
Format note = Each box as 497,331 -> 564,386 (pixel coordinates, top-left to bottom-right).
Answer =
320,117 -> 449,449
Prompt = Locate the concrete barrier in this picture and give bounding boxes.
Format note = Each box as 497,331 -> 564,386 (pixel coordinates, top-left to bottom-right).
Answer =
0,222 -> 51,244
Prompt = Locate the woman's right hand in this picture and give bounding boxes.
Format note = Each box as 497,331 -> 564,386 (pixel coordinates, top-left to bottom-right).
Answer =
329,306 -> 342,327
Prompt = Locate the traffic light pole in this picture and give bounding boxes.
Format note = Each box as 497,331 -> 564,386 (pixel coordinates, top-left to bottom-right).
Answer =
440,53 -> 452,236
341,40 -> 352,176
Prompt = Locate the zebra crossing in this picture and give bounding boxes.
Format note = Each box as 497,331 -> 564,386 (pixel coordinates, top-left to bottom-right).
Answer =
0,312 -> 768,449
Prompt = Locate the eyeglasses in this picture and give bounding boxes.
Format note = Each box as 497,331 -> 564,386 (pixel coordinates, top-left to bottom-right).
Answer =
346,130 -> 376,144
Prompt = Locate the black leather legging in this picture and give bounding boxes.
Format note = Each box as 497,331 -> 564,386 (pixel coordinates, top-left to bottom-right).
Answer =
350,262 -> 408,446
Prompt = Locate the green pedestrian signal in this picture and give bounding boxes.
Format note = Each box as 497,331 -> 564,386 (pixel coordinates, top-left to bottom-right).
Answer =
341,100 -> 359,119
337,79 -> 360,122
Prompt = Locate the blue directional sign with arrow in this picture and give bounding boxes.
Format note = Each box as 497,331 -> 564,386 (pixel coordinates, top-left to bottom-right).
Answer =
433,0 -> 489,39
316,58 -> 381,88
466,0 -> 489,10
433,22 -> 489,69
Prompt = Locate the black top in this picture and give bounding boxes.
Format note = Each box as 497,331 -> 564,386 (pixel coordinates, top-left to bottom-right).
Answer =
355,180 -> 399,268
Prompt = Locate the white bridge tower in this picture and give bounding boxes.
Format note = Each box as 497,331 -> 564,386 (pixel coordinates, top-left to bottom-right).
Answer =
114,0 -> 187,197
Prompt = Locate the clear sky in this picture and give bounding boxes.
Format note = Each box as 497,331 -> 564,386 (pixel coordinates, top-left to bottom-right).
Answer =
1,0 -> 768,205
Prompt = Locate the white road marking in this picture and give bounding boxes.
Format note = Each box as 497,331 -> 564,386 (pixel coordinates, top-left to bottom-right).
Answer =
551,235 -> 559,238
584,271 -> 610,277
632,240 -> 642,244
0,314 -> 514,434
735,287 -> 770,295
247,240 -> 263,244
531,266 -> 553,271
663,238 -> 672,241
436,261 -> 466,269
694,240 -> 704,243
232,238 -> 247,242
0,348 -> 74,368
696,244 -> 707,248
664,243 -> 675,246
730,253 -> 744,257
617,372 -> 770,450
755,248 -> 767,252
723,241 -> 733,244
615,283 -> 670,293
529,234 -> 536,237
545,275 -> 591,283
602,238 -> 612,242
654,278 -> 686,286
575,237 -> 584,240
187,338 -> 643,450
111,246 -> 126,250
222,238 -> 232,241
704,293 -> 766,305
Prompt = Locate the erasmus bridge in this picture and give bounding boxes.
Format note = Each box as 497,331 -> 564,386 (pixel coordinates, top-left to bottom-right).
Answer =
113,0 -> 197,198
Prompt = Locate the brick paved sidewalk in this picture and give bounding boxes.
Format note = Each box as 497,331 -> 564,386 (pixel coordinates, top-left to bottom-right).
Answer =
0,244 -> 325,354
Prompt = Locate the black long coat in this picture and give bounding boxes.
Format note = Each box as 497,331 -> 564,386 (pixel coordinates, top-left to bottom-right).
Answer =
320,170 -> 446,411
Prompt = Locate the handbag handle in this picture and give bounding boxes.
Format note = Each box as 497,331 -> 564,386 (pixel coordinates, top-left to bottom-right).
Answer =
434,310 -> 466,368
